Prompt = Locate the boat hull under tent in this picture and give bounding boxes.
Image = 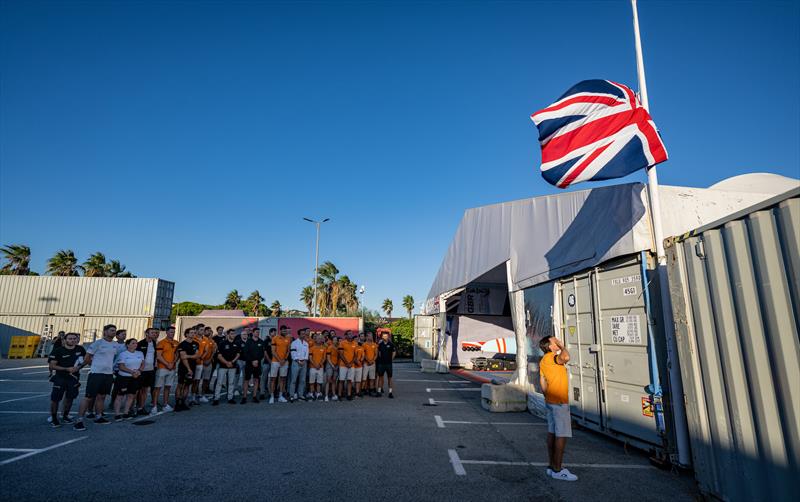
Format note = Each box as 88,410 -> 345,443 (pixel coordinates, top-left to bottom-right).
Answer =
417,173 -> 798,459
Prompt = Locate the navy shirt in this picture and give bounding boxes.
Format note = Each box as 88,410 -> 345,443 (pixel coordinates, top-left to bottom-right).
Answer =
177,340 -> 199,368
48,345 -> 87,377
242,338 -> 267,362
216,339 -> 241,364
376,340 -> 396,364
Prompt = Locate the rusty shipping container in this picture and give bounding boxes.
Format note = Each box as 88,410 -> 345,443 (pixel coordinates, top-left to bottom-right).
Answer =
665,187 -> 799,502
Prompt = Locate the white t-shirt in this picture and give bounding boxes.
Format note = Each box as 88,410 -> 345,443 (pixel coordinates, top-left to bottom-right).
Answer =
290,339 -> 309,361
116,350 -> 144,377
143,340 -> 156,371
86,339 -> 121,375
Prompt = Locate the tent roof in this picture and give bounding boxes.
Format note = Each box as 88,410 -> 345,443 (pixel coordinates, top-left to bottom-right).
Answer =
426,173 -> 798,308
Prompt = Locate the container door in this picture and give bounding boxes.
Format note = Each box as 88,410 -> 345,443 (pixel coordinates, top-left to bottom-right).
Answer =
561,273 -> 602,426
413,315 -> 435,362
594,258 -> 660,445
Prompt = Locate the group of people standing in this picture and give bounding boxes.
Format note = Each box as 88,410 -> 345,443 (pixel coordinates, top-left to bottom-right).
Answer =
46,323 -> 397,430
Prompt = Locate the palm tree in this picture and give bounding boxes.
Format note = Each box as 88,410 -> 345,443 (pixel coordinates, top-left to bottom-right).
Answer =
269,300 -> 282,317
300,286 -> 314,315
82,252 -> 107,277
317,287 -> 330,316
315,261 -> 339,316
224,290 -> 242,310
246,290 -> 264,316
338,276 -> 359,315
329,280 -> 341,316
106,259 -> 134,277
402,295 -> 415,319
382,298 -> 393,318
317,261 -> 339,283
47,250 -> 81,276
1,244 -> 31,275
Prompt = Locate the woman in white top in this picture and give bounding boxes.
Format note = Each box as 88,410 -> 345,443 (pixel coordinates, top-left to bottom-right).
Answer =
114,339 -> 144,421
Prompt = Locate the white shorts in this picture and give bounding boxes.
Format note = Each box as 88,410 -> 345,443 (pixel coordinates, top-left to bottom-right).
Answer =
154,368 -> 176,388
339,366 -> 354,382
270,362 -> 289,378
363,364 -> 375,380
546,403 -> 573,438
202,363 -> 212,380
324,364 -> 335,381
352,366 -> 363,382
309,367 -> 324,384
193,364 -> 204,381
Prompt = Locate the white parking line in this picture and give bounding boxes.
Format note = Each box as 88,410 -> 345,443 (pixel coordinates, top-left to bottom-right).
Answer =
0,391 -> 47,394
447,448 -> 651,476
131,410 -> 166,423
0,448 -> 37,452
0,411 -> 50,414
396,379 -> 472,383
0,393 -> 50,404
0,365 -> 48,372
428,398 -> 468,405
22,371 -> 51,376
0,437 -> 87,466
434,415 -> 545,429
0,379 -> 52,383
426,388 -> 481,393
448,449 -> 467,476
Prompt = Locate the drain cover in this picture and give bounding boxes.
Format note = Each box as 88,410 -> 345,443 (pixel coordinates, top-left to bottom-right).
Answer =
132,420 -> 155,426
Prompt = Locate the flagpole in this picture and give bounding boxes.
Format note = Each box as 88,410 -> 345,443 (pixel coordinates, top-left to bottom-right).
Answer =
630,0 -> 691,467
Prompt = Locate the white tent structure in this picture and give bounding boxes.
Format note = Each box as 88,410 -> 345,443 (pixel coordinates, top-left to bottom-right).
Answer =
422,173 -> 798,457
427,175 -> 797,306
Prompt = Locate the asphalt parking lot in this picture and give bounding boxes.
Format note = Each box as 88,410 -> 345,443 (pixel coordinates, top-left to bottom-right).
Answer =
0,358 -> 698,501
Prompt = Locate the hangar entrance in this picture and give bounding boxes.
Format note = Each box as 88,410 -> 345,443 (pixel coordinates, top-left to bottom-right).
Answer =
444,264 -> 516,369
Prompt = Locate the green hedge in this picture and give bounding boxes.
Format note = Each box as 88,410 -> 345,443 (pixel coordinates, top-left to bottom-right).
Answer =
386,318 -> 413,358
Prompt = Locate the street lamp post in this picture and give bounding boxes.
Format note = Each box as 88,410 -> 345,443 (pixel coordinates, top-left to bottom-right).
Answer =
359,285 -> 366,324
303,217 -> 329,317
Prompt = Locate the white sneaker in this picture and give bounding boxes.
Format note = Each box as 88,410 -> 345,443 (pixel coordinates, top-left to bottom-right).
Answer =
324,396 -> 329,402
199,396 -> 209,404
546,468 -> 553,477
292,393 -> 298,400
332,395 -> 339,401
269,396 -> 275,404
234,390 -> 240,397
278,396 -> 288,403
149,407 -> 159,416
550,468 -> 578,481
163,404 -> 174,412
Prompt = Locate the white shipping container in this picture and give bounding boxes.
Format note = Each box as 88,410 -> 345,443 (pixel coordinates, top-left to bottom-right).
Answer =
0,276 -> 174,318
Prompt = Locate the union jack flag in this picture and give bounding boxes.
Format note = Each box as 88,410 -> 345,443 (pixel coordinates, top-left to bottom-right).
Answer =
531,79 -> 668,188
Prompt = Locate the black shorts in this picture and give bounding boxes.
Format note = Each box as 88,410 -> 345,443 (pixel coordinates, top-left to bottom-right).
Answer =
244,362 -> 262,379
115,375 -> 139,395
51,375 -> 80,402
85,373 -> 114,398
139,370 -> 155,389
376,363 -> 393,377
177,365 -> 195,385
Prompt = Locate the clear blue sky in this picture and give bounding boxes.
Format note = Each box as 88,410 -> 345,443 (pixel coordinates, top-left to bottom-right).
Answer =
2,1 -> 798,312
